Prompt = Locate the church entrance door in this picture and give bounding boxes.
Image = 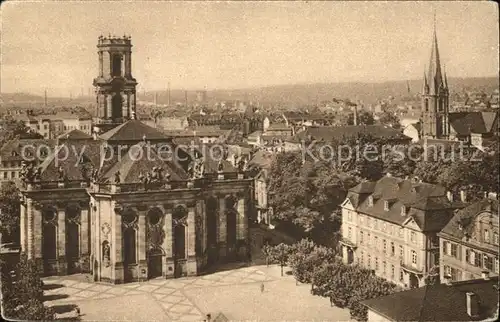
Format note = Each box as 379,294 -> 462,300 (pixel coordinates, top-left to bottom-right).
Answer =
148,248 -> 163,279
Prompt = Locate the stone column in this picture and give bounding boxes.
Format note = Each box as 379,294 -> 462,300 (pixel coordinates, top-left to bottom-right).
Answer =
138,214 -> 147,261
26,199 -> 34,259
218,196 -> 227,258
122,93 -> 129,119
164,209 -> 174,278
187,207 -> 196,257
33,205 -> 42,260
106,95 -> 113,119
108,51 -> 113,77
57,207 -> 67,275
20,203 -> 26,254
99,51 -> 103,77
236,197 -> 245,240
112,207 -> 123,283
126,51 -> 132,77
120,54 -> 125,77
186,206 -> 197,276
130,93 -> 136,115
81,207 -> 90,272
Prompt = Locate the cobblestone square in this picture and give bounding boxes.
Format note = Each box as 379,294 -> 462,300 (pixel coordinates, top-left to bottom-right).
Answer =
44,265 -> 350,321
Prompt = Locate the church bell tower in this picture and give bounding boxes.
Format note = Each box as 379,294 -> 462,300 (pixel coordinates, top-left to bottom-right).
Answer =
421,21 -> 449,139
93,35 -> 138,131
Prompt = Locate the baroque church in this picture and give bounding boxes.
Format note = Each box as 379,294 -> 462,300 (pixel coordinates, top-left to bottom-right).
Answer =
18,36 -> 254,283
420,24 -> 498,143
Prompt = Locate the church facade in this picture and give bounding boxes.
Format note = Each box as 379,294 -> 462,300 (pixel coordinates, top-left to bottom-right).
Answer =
18,36 -> 254,284
420,26 -> 498,143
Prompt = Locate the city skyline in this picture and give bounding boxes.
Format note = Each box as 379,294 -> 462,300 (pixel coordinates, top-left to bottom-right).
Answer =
1,1 -> 498,96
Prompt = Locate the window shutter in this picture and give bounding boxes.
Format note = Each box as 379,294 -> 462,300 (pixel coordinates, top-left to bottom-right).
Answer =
457,245 -> 462,260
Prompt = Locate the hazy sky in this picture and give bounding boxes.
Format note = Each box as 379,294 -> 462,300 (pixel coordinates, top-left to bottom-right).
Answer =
1,1 -> 498,96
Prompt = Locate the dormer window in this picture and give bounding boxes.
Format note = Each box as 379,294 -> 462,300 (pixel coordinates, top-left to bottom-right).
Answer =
384,201 -> 390,211
401,206 -> 406,216
368,196 -> 374,207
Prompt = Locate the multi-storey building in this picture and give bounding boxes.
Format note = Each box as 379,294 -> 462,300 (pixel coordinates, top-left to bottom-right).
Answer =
340,175 -> 464,288
438,197 -> 499,282
0,138 -> 56,187
12,111 -> 93,139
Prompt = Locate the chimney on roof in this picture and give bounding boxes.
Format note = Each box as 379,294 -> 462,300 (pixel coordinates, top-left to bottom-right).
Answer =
460,190 -> 467,203
466,292 -> 480,318
443,274 -> 453,285
482,270 -> 490,280
447,191 -> 454,202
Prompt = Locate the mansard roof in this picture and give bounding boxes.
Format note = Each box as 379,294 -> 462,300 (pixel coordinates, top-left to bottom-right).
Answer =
346,176 -> 462,231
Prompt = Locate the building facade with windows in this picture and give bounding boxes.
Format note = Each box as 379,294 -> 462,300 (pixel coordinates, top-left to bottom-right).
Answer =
438,197 -> 499,282
340,175 -> 463,288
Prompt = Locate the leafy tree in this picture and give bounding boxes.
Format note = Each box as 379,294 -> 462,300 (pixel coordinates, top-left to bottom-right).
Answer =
378,111 -> 401,129
0,181 -> 21,243
346,110 -> 375,125
414,141 -> 499,200
1,254 -> 54,320
266,243 -> 292,276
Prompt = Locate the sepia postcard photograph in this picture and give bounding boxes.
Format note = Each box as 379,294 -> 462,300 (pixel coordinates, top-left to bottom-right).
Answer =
0,0 -> 499,321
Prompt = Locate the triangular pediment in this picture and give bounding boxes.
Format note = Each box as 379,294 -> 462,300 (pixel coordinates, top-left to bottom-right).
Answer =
402,216 -> 422,231
341,197 -> 355,210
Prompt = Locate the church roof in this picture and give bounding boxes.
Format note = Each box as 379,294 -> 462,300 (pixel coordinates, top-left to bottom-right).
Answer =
100,142 -> 188,184
448,111 -> 498,135
99,119 -> 170,142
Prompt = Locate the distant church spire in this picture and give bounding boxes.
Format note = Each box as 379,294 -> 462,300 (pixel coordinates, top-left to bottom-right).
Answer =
427,12 -> 444,95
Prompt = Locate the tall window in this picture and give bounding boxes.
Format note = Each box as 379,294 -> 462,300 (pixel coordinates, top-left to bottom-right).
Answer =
494,232 -> 499,245
451,243 -> 458,258
484,229 -> 490,243
383,240 -> 387,254
348,227 -> 352,239
367,255 -> 371,268
360,231 -> 364,244
399,270 -> 404,281
411,250 -> 417,265
375,236 -> 378,248
384,201 -> 389,211
410,231 -> 416,243
347,211 -> 352,222
122,212 -> 137,264
391,264 -> 395,278
495,257 -> 499,274
391,242 -> 395,256
484,254 -> 493,271
367,233 -> 371,244
375,257 -> 379,271
399,245 -> 404,258
383,261 -> 386,275
368,196 -> 373,207
112,54 -> 122,77
360,251 -> 364,265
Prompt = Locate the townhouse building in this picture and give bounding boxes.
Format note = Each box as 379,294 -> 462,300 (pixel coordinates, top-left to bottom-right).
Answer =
340,175 -> 464,288
438,196 -> 499,282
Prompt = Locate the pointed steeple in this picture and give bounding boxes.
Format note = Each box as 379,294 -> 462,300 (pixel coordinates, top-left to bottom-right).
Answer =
427,14 -> 444,95
422,69 -> 429,94
443,65 -> 449,90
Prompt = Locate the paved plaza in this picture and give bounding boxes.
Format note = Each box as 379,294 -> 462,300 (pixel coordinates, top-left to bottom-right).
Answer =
43,264 -> 350,321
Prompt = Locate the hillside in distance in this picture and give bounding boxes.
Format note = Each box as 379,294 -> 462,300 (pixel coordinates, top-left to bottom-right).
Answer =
146,76 -> 499,107
1,76 -> 498,109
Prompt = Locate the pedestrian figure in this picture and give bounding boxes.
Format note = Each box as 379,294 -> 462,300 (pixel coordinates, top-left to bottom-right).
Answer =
260,282 -> 265,293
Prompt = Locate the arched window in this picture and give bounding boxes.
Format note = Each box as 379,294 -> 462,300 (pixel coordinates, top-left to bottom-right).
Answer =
173,206 -> 187,260
42,209 -> 57,261
122,212 -> 137,264
112,54 -> 122,77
